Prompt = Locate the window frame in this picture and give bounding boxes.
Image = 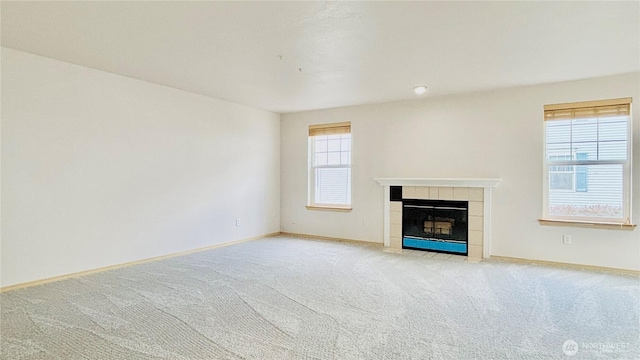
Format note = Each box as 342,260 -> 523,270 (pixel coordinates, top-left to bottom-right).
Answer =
307,122 -> 352,210
542,98 -> 633,225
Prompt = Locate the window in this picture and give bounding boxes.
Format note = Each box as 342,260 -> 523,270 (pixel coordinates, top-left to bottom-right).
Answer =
543,97 -> 632,224
548,155 -> 574,190
308,122 -> 351,208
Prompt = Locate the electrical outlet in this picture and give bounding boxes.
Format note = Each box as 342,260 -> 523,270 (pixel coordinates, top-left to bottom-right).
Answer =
235,219 -> 240,227
563,235 -> 572,245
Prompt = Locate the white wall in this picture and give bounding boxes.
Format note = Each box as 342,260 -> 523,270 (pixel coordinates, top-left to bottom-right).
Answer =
1,48 -> 281,287
281,73 -> 640,271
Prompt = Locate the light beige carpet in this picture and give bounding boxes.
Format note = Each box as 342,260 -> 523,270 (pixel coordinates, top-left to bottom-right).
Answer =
1,235 -> 638,359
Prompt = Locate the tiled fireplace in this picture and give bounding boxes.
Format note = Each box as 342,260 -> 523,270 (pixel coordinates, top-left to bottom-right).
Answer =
375,178 -> 501,261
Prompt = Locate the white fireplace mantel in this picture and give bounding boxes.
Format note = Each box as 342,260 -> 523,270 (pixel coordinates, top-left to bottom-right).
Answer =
374,178 -> 501,188
375,178 -> 501,259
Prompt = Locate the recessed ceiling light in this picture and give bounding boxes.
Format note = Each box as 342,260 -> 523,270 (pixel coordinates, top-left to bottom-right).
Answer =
414,86 -> 428,95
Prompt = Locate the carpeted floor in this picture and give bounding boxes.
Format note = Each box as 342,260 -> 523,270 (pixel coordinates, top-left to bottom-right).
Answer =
1,235 -> 638,359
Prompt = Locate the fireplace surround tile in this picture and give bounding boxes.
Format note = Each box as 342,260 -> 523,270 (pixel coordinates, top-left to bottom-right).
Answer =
403,186 -> 416,198
469,201 -> 484,216
469,244 -> 483,259
390,211 -> 402,225
453,187 -> 469,200
390,224 -> 402,238
469,187 -> 484,201
469,216 -> 484,231
438,187 -> 454,200
429,187 -> 439,199
469,230 -> 483,246
415,186 -> 431,200
390,236 -> 402,249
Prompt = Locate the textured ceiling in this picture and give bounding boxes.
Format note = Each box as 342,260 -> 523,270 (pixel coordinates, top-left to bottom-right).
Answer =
2,1 -> 638,113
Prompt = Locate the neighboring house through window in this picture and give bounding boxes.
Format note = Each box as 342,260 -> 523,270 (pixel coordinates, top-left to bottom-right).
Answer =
548,154 -> 574,190
575,152 -> 588,192
308,122 -> 352,208
547,152 -> 588,192
543,97 -> 632,223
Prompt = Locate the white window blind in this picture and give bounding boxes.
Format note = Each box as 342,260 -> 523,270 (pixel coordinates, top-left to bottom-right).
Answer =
543,98 -> 632,223
308,122 -> 352,207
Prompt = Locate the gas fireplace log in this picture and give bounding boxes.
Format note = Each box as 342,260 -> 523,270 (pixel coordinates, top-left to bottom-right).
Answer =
424,220 -> 453,235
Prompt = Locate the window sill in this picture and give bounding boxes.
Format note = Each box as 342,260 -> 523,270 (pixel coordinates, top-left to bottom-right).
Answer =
539,218 -> 636,230
306,205 -> 352,212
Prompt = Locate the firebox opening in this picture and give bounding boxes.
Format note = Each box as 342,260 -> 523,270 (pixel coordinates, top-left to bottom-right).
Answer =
402,199 -> 468,255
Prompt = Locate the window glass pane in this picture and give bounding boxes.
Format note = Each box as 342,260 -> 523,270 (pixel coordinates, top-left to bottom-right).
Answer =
599,141 -> 627,161
314,153 -> 327,166
328,139 -> 340,152
571,119 -> 597,143
341,152 -> 350,165
548,154 -> 572,164
572,142 -> 597,157
575,174 -> 587,192
546,120 -> 571,158
546,145 -> 571,159
580,153 -> 594,161
341,138 -> 351,151
549,171 -> 573,190
315,139 -> 327,153
548,164 -> 623,218
327,152 -> 340,165
599,117 -> 627,142
315,168 -> 351,205
576,169 -> 587,192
